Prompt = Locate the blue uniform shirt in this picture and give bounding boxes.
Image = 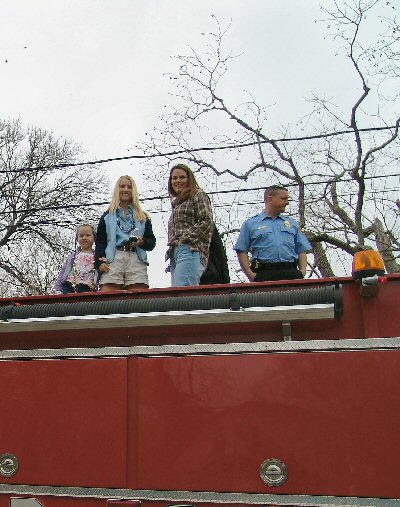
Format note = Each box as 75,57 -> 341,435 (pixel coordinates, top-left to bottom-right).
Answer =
233,211 -> 312,263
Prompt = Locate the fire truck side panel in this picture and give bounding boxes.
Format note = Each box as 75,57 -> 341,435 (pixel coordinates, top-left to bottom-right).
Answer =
1,276 -> 400,506
0,278 -> 398,350
134,350 -> 400,498
0,358 -> 128,488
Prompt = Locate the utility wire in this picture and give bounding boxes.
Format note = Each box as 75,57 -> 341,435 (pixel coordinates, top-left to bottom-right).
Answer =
0,125 -> 398,174
0,171 -> 398,217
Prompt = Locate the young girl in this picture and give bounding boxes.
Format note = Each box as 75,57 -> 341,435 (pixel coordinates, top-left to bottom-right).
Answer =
55,224 -> 97,294
95,175 -> 156,291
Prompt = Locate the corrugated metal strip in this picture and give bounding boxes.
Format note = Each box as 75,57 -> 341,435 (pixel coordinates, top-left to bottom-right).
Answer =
0,337 -> 399,360
1,485 -> 400,507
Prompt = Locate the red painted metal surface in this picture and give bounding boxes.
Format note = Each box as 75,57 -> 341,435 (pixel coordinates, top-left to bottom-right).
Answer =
0,276 -> 400,505
0,359 -> 128,488
0,276 -> 399,350
134,350 -> 400,498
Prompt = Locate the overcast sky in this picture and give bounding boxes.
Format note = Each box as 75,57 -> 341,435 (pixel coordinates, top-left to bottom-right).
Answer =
0,0 -> 392,287
1,1 -> 348,156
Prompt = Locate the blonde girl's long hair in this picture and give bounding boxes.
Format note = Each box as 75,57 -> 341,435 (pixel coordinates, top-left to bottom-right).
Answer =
108,175 -> 148,222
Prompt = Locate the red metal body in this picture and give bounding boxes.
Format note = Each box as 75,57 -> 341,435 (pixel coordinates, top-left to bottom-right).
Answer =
0,275 -> 399,507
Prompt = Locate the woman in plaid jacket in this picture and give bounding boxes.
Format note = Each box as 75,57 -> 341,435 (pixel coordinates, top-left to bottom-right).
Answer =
166,164 -> 213,287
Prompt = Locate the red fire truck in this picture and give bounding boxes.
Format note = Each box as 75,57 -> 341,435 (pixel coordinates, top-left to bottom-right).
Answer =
0,252 -> 399,507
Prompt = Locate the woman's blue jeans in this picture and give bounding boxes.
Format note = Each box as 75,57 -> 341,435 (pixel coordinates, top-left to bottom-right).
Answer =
171,244 -> 205,287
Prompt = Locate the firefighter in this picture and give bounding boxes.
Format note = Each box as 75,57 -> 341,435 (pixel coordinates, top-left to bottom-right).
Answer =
234,185 -> 312,282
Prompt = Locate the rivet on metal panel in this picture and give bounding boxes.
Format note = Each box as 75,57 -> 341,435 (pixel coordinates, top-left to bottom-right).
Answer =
260,458 -> 288,487
282,321 -> 292,341
0,453 -> 19,477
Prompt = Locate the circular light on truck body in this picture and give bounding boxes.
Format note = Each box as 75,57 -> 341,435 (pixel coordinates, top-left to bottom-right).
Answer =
0,453 -> 19,477
260,458 -> 288,487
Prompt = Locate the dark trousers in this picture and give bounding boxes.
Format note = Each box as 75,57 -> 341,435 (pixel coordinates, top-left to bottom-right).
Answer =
254,267 -> 304,282
61,281 -> 92,294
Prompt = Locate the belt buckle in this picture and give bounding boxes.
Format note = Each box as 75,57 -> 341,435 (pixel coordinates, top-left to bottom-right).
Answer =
122,243 -> 134,252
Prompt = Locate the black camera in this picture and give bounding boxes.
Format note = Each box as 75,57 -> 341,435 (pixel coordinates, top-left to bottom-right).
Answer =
128,227 -> 140,246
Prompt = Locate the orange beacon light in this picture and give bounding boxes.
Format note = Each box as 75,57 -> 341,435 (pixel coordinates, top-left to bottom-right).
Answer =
352,249 -> 385,280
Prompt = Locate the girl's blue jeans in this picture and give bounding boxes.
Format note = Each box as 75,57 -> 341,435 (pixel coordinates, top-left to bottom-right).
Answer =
171,244 -> 205,287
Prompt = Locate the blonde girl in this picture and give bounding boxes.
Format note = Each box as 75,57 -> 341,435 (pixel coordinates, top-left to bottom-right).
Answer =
95,175 -> 156,291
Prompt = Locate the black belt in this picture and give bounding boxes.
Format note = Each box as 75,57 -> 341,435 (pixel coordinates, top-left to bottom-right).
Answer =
116,244 -> 136,252
251,260 -> 296,272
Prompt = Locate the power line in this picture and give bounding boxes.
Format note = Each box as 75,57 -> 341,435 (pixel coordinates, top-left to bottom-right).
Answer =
0,171 -> 398,217
0,124 -> 398,174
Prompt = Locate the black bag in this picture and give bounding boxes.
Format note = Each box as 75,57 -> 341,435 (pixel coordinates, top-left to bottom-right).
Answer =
200,224 -> 230,285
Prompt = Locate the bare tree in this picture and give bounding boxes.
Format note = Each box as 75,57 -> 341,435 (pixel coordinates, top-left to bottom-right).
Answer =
138,1 -> 399,279
0,118 -> 107,296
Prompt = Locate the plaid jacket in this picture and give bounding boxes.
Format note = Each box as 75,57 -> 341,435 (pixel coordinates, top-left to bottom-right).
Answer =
166,189 -> 213,267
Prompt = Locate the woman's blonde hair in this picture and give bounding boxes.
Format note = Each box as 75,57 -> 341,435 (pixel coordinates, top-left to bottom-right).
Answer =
108,175 -> 148,222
